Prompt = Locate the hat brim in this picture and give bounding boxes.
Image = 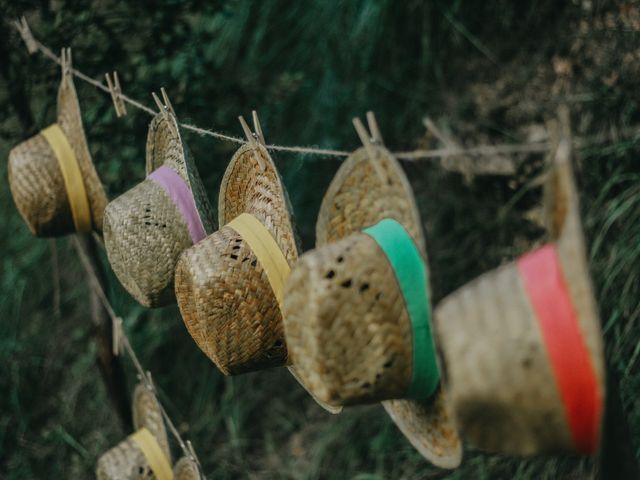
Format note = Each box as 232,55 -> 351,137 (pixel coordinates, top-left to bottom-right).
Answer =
104,113 -> 215,307
145,113 -> 215,235
57,74 -> 108,232
220,144 -> 343,412
177,142 -> 340,412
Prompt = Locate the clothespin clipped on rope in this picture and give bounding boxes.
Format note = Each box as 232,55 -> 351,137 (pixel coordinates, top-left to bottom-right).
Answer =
352,111 -> 388,184
152,88 -> 178,136
139,370 -> 156,393
112,317 -> 124,356
238,110 -> 267,170
60,47 -> 72,83
13,16 -> 38,54
105,71 -> 127,117
185,440 -> 201,466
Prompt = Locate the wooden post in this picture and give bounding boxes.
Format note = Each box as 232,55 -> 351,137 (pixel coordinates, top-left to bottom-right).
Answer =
597,363 -> 639,479
5,17 -> 132,434
75,234 -> 132,431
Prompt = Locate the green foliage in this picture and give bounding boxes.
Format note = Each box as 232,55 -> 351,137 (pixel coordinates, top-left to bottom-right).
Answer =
0,0 -> 639,478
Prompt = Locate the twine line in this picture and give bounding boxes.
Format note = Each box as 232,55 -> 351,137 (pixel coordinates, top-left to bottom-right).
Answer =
13,21 -> 640,161
17,32 -> 558,160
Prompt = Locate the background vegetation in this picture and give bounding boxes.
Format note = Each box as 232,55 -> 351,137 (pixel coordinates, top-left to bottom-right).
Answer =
0,0 -> 639,478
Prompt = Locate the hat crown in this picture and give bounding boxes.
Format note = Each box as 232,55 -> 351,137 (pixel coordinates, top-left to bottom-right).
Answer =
146,113 -> 187,179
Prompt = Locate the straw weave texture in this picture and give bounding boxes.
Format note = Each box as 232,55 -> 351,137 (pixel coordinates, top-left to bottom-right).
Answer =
8,74 -> 107,236
173,457 -> 200,480
104,113 -> 214,307
8,133 -> 74,235
434,262 -> 573,454
96,385 -> 171,479
283,233 -> 413,404
176,143 -> 297,374
57,74 -> 108,230
282,145 -> 461,468
434,149 -> 604,454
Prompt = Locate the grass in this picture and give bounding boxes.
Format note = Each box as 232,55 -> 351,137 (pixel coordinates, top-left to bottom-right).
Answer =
1,0 -> 640,478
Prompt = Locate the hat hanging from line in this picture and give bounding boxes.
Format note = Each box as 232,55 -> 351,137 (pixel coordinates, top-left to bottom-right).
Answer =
175,112 -> 340,414
96,383 -> 172,480
103,90 -> 215,308
8,48 -> 108,236
281,113 -> 462,468
433,111 -> 605,456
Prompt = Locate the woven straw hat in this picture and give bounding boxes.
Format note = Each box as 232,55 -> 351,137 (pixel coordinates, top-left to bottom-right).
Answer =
8,49 -> 108,236
104,93 -> 215,307
173,457 -> 200,480
175,114 -> 340,414
281,115 -> 461,468
96,383 -> 172,479
433,116 -> 605,456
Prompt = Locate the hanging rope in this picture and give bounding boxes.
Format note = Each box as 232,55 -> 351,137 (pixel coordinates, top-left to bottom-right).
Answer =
17,17 -> 626,162
71,236 -> 207,479
13,19 -> 640,161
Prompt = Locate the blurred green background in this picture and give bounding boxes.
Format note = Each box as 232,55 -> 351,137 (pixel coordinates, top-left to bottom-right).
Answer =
1,0 -> 639,478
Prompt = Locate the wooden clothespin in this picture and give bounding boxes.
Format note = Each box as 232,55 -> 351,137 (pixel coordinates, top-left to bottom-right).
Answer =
366,111 -> 384,145
14,16 -> 38,54
238,110 -> 266,170
112,317 -> 124,356
352,111 -> 388,183
185,440 -> 206,479
152,88 -> 178,136
140,370 -> 156,393
105,71 -> 127,117
186,440 -> 199,464
60,47 -> 72,83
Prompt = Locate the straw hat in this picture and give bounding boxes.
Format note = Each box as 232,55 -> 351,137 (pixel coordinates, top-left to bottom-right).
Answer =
175,114 -> 340,414
433,115 -> 605,455
103,92 -> 215,307
173,457 -> 200,480
8,48 -> 108,236
281,115 -> 462,468
96,383 -> 172,479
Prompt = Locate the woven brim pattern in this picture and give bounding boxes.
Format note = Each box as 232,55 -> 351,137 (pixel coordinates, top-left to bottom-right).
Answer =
96,384 -> 171,479
58,73 -> 108,230
433,144 -> 604,455
546,144 -> 604,387
282,146 -> 462,468
8,75 -> 107,236
104,113 -> 214,307
175,143 -> 297,374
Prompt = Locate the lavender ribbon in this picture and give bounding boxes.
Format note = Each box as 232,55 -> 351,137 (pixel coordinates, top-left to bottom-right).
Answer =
148,165 -> 206,243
